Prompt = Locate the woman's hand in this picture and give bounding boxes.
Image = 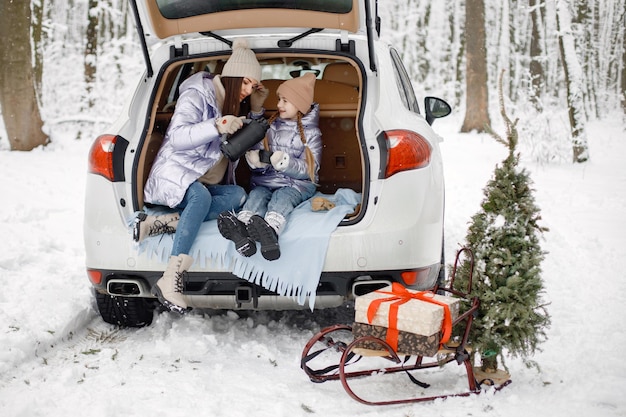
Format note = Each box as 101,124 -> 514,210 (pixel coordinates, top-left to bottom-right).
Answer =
216,115 -> 245,135
250,84 -> 269,113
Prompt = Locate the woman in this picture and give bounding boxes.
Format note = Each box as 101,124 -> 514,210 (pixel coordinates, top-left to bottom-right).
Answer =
136,39 -> 269,314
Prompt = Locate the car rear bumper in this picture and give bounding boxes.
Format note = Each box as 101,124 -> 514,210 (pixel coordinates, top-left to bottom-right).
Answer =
88,263 -> 439,311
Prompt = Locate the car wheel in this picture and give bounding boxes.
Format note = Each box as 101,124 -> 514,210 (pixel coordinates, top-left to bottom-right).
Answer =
95,290 -> 155,328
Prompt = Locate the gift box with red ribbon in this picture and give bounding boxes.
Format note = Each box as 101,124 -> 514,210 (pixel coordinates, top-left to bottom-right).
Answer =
353,283 -> 460,356
352,322 -> 442,356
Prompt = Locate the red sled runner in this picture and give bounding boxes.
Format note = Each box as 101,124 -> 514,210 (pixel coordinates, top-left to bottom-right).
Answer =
300,248 -> 511,405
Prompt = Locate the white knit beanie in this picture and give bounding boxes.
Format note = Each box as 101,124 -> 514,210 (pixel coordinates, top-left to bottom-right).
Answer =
222,39 -> 262,82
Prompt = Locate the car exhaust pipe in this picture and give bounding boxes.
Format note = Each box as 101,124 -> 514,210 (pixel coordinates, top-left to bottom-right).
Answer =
107,279 -> 151,297
352,279 -> 392,297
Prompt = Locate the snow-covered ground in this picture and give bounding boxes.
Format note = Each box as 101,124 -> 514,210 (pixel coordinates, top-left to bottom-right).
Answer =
0,113 -> 625,416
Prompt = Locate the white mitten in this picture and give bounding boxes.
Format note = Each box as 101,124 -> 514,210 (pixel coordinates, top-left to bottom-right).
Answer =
245,150 -> 269,169
250,84 -> 269,113
216,115 -> 245,135
270,151 -> 289,171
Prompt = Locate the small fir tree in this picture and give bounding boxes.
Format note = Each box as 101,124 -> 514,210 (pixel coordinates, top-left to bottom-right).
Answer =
453,71 -> 551,372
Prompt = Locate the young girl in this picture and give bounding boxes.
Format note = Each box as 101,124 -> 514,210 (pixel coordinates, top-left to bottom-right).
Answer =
135,39 -> 269,313
218,73 -> 322,261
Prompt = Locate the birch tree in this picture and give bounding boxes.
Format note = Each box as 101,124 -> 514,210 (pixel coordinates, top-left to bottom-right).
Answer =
556,0 -> 589,162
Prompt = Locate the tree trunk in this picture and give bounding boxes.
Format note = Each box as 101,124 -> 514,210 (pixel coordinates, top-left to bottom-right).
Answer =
32,0 -> 45,93
85,0 -> 99,109
461,0 -> 491,133
622,45 -> 626,116
0,0 -> 48,151
529,0 -> 544,110
573,0 -> 597,119
556,0 -> 589,163
619,7 -> 626,116
452,5 -> 466,108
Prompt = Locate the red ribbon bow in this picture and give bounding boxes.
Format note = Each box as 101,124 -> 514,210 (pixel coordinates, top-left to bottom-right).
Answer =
366,283 -> 452,352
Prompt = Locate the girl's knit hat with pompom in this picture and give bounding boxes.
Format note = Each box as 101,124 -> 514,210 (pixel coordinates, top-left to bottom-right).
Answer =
222,38 -> 262,82
277,72 -> 316,114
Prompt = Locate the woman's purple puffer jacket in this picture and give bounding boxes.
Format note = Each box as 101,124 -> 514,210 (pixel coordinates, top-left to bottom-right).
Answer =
144,72 -> 231,208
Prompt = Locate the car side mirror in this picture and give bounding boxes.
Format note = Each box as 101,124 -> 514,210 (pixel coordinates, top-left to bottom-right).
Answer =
424,97 -> 451,125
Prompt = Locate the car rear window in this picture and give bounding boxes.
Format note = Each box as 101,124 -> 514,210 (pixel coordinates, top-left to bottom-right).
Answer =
156,0 -> 353,19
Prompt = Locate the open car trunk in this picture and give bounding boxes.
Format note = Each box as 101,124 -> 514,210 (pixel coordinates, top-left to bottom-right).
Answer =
135,53 -> 365,218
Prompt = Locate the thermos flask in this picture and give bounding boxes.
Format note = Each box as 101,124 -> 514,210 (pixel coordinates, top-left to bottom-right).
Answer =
220,118 -> 270,161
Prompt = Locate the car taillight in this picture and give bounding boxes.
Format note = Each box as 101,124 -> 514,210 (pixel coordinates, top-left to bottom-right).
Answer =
87,269 -> 103,285
384,130 -> 431,178
401,267 -> 431,286
88,134 -> 127,182
88,134 -> 116,181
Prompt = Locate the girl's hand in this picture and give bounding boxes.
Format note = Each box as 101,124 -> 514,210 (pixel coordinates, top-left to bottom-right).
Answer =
270,151 -> 289,171
245,150 -> 269,169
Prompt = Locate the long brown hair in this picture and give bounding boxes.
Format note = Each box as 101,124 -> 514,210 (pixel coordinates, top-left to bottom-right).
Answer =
263,112 -> 317,183
220,76 -> 250,116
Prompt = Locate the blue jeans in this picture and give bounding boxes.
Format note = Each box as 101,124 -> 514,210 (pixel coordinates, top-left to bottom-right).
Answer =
171,181 -> 246,256
242,185 -> 310,219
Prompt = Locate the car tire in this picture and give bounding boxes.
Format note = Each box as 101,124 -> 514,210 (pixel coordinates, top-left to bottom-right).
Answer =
95,290 -> 155,328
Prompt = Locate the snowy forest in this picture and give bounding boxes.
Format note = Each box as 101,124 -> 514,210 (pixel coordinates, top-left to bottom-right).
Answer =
1,2 -> 625,414
0,0 -> 625,163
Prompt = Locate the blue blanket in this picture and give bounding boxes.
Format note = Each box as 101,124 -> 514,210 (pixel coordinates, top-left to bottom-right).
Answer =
134,189 -> 361,310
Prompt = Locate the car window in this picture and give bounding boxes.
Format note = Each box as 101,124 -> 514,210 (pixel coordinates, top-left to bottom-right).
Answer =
156,0 -> 353,19
390,48 -> 420,114
261,61 -> 324,80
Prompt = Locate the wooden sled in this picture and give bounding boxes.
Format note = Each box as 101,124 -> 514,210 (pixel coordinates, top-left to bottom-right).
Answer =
300,248 -> 512,405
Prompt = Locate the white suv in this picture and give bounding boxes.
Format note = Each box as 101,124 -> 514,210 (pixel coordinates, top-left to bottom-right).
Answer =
84,0 -> 451,327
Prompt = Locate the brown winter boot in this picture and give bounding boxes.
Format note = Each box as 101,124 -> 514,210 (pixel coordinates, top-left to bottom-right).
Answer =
151,254 -> 193,314
133,212 -> 179,242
